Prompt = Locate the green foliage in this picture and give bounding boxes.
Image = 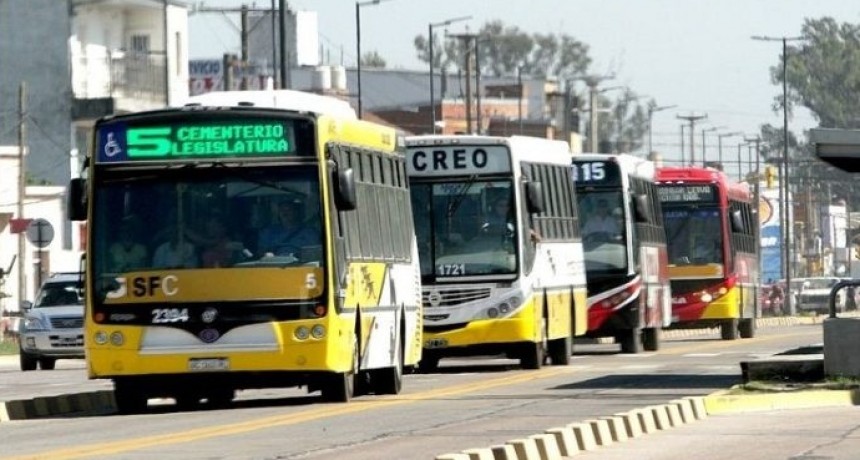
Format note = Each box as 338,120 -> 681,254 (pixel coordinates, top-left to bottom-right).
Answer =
413,19 -> 591,78
360,51 -> 387,69
779,17 -> 860,129
0,340 -> 17,355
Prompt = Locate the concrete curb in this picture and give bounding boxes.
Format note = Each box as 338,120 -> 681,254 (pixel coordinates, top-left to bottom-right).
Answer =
435,397 -> 707,460
703,388 -> 860,414
0,390 -> 115,422
435,384 -> 860,459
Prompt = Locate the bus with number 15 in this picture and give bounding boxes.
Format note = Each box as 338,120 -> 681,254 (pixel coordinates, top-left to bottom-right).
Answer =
572,154 -> 671,353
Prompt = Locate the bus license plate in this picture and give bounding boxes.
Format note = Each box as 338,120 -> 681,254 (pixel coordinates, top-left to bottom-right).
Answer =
188,358 -> 229,371
424,338 -> 448,349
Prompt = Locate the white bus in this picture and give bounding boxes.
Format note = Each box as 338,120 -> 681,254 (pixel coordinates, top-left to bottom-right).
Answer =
406,135 -> 588,371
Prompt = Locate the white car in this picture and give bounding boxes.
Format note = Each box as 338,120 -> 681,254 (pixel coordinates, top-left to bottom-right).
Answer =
18,272 -> 85,371
794,277 -> 846,314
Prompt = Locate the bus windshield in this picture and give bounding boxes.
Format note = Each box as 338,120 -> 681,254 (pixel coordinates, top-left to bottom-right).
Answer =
663,207 -> 724,266
91,166 -> 323,278
410,180 -> 517,279
577,191 -> 628,273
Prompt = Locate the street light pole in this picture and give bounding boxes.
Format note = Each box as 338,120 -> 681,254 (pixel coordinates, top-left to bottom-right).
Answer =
752,34 -> 805,315
647,104 -> 676,155
677,113 -> 708,165
717,132 -> 742,172
701,126 -> 724,167
355,0 -> 392,119
429,15 -> 471,133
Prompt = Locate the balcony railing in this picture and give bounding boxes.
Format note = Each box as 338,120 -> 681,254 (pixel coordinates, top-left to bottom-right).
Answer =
72,51 -> 166,108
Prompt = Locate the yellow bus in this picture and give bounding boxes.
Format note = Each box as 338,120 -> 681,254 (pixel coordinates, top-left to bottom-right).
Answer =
406,135 -> 588,370
67,90 -> 422,412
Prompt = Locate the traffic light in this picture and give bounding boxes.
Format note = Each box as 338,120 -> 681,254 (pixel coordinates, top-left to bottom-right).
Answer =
765,166 -> 776,189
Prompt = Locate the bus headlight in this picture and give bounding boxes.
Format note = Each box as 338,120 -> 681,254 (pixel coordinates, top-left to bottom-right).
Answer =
486,307 -> 500,318
109,331 -> 124,346
94,331 -> 108,345
311,325 -> 326,339
498,302 -> 511,314
295,326 -> 310,340
700,292 -> 713,303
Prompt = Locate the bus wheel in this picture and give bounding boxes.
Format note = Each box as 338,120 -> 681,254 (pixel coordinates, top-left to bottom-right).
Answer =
175,392 -> 202,411
721,319 -> 739,340
739,318 -> 756,339
39,358 -> 56,370
520,341 -> 544,370
204,389 -> 235,408
547,336 -> 572,365
113,380 -> 148,414
417,353 -> 440,373
372,337 -> 403,395
321,337 -> 359,403
619,328 -> 642,354
642,328 -> 661,352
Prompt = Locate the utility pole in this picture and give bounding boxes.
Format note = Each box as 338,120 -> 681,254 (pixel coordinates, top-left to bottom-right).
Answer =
279,0 -> 289,88
193,4 -> 281,90
571,74 -> 614,152
240,5 -> 249,90
677,113 -> 707,165
450,32 -> 479,133
17,82 -> 27,309
680,124 -> 686,165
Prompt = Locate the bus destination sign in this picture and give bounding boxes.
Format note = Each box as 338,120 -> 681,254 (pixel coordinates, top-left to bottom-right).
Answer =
571,160 -> 620,186
658,185 -> 717,203
96,118 -> 298,163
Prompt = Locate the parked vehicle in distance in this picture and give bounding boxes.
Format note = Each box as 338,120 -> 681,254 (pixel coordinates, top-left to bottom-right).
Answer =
18,272 -> 85,371
793,277 -> 859,314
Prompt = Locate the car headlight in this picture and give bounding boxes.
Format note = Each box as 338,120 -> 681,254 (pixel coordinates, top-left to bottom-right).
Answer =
23,317 -> 47,331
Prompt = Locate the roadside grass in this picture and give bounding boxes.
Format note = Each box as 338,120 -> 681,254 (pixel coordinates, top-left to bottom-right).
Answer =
0,340 -> 18,355
729,378 -> 860,394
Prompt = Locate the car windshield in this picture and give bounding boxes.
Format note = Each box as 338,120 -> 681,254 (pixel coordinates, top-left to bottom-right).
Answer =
801,278 -> 838,290
36,280 -> 83,307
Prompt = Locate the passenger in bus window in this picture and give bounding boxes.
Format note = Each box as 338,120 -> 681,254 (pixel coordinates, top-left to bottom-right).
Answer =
110,222 -> 147,272
582,199 -> 619,240
480,198 -> 514,236
199,215 -> 244,268
152,232 -> 197,269
257,200 -> 318,258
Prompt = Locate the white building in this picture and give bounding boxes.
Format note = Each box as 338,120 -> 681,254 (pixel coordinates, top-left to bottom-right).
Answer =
0,147 -> 84,314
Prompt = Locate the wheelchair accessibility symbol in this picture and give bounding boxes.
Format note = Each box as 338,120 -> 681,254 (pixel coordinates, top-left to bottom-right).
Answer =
104,132 -> 122,157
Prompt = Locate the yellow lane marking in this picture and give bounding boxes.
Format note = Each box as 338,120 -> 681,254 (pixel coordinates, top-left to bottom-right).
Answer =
8,367 -> 569,460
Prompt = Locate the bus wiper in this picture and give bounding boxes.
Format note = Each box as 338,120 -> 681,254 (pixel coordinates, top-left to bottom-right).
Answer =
447,174 -> 478,218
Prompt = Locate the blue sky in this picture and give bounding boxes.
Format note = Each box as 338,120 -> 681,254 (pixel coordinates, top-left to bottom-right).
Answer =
189,0 -> 860,173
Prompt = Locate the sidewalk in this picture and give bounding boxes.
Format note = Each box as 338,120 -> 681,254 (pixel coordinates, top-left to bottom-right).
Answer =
578,405 -> 860,460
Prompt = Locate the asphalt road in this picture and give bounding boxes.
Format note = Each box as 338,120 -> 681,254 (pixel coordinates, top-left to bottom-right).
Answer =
0,323 -> 824,459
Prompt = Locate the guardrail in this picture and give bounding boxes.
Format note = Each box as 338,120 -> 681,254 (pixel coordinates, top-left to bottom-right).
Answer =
829,280 -> 860,318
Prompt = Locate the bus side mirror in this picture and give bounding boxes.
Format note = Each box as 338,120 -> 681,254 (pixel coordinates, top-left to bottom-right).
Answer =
335,168 -> 357,211
633,193 -> 652,224
525,181 -> 544,214
730,210 -> 745,233
67,178 -> 87,221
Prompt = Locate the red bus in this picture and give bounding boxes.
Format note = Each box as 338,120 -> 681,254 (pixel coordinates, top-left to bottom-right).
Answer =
656,167 -> 759,340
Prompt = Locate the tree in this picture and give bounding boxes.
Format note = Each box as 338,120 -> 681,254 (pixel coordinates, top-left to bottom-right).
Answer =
776,18 -> 860,129
361,51 -> 387,69
413,20 -> 591,78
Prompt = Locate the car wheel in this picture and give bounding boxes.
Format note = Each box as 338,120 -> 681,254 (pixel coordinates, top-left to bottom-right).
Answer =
19,349 -> 37,371
39,358 -> 56,370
